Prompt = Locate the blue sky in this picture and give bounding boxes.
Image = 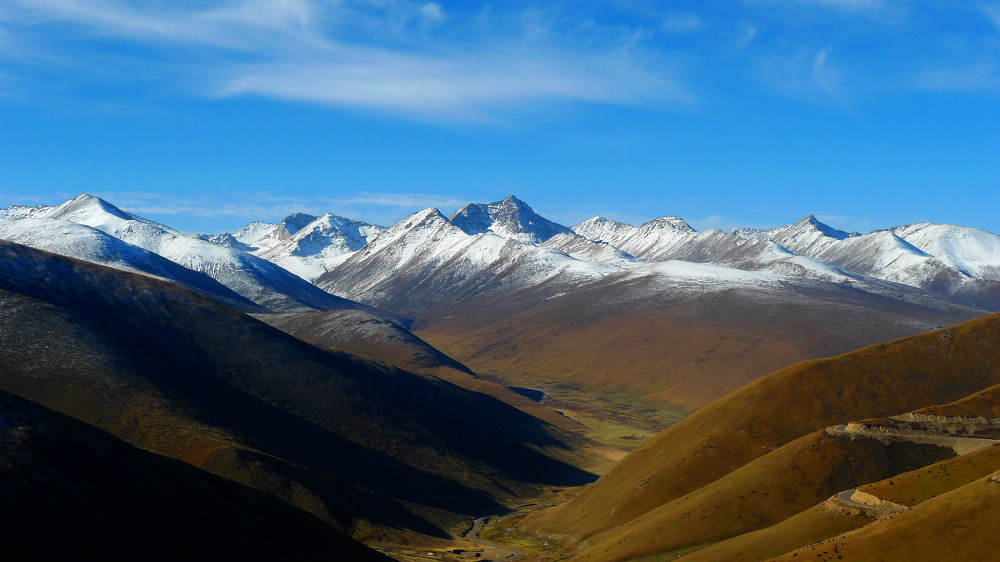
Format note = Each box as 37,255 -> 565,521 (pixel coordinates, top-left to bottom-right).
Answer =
1,0 -> 999,234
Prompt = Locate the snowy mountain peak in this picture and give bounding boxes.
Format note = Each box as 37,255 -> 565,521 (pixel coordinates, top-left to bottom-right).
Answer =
396,207 -> 451,231
280,213 -> 318,237
790,214 -> 852,240
574,216 -> 625,229
449,195 -> 570,244
45,193 -> 134,223
643,216 -> 696,233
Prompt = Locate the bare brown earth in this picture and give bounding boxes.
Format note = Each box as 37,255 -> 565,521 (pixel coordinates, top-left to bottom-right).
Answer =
562,431 -> 953,561
418,276 -> 983,420
666,423 -> 1000,560
912,381 -> 1000,418
677,504 -> 872,562
771,470 -> 1000,562
860,442 -> 1000,507
522,312 -> 1000,559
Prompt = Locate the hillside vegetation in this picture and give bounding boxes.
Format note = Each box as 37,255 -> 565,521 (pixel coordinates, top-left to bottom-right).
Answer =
524,312 -> 1000,559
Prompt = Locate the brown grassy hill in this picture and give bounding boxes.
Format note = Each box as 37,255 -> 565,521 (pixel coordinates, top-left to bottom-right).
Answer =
566,431 -> 953,561
772,470 -> 1000,561
911,381 -> 1000,418
677,504 -> 872,562
0,389 -> 386,562
0,240 -> 595,543
860,442 -> 1000,507
678,443 -> 1000,561
418,274 -> 983,420
524,312 -> 1000,549
257,309 -> 586,435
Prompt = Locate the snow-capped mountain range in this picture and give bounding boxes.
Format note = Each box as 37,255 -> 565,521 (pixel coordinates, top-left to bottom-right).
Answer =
2,193 -> 999,316
0,195 -> 371,313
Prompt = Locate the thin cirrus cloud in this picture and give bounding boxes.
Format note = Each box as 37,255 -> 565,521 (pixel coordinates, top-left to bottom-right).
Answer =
85,190 -> 472,228
1,0 -> 693,121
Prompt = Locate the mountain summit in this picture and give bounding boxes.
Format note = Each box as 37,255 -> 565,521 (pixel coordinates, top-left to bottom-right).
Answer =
449,195 -> 571,244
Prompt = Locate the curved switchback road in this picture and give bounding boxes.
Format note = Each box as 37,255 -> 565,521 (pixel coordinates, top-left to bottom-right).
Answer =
467,516 -> 523,561
833,488 -> 905,516
827,422 -> 1000,516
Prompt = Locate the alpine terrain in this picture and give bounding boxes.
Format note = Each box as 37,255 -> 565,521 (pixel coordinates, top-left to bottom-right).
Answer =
2,193 -> 1000,560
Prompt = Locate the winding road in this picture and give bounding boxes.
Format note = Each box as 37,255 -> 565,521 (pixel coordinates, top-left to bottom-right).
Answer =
466,516 -> 524,561
826,421 -> 1000,516
832,488 -> 905,516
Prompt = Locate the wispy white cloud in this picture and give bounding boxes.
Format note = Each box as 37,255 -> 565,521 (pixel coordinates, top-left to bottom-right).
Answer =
910,62 -> 1000,92
985,3 -> 1000,32
746,0 -> 890,12
421,3 -> 444,23
812,45 -> 838,94
753,44 -> 851,103
1,0 -> 692,122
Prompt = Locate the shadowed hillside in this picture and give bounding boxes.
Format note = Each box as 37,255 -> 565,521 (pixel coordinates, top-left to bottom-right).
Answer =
0,389 -> 386,561
0,240 -> 596,543
258,309 -> 590,435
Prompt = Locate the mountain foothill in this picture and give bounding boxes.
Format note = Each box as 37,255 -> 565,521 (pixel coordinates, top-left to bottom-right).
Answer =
3,193 -> 1000,560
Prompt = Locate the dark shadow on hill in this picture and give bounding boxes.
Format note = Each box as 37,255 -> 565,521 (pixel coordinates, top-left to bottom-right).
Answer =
0,240 -> 596,537
0,389 -> 387,562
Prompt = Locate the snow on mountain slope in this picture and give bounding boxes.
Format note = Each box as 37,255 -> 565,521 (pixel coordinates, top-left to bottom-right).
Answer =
231,221 -> 285,251
0,218 -> 263,312
256,214 -> 385,282
0,204 -> 51,221
449,195 -> 571,244
571,217 -> 851,284
748,216 -> 1000,290
573,215 -> 696,260
890,223 -> 1000,280
318,207 -> 616,314
570,216 -> 638,249
195,232 -> 255,252
10,194 -> 363,312
221,213 -> 318,253
766,214 -> 855,254
540,232 -> 638,266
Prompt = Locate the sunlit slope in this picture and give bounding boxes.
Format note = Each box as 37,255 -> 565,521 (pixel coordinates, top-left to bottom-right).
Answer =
772,470 -> 1000,561
672,399 -> 1000,561
525,312 -> 1000,546
679,504 -> 872,562
567,431 -> 953,561
0,389 -> 386,561
0,240 -> 594,541
420,272 -> 983,412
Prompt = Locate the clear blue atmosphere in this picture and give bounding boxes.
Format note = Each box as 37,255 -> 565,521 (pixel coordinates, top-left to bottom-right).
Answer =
1,1 -> 999,234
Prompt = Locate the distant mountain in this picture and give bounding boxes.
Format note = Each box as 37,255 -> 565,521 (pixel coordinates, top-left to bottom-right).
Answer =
0,217 -> 263,312
317,207 -> 615,316
0,194 -> 369,312
255,214 -> 385,281
449,195 -> 572,243
736,215 -> 1000,310
572,215 -> 695,260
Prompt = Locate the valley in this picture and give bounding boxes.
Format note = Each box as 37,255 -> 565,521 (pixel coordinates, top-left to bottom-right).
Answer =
3,193 -> 1000,560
